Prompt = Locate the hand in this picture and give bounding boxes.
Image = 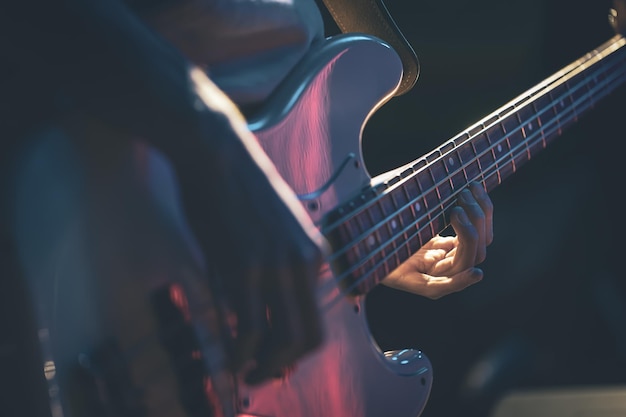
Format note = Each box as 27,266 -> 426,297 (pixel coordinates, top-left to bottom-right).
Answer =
171,70 -> 327,386
382,182 -> 493,299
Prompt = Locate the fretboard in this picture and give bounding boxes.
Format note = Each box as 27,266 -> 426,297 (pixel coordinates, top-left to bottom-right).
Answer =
324,34 -> 626,295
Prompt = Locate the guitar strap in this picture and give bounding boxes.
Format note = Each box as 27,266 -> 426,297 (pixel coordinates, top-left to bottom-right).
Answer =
320,0 -> 419,96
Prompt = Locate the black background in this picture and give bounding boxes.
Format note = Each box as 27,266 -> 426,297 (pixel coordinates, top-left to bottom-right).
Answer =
318,0 -> 626,416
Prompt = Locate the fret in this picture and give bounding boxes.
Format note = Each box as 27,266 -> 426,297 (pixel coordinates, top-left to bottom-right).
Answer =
329,221 -> 358,270
485,121 -> 514,181
471,131 -> 497,190
467,125 -> 483,139
515,103 -> 542,157
533,101 -> 549,149
352,210 -> 380,278
532,94 -> 551,148
402,170 -> 422,200
441,142 -> 467,191
456,139 -> 481,183
399,174 -> 427,251
366,201 -> 391,277
568,72 -> 590,115
410,175 -> 434,247
327,216 -> 364,284
470,135 -> 490,187
551,83 -> 577,131
564,80 -> 579,122
427,152 -> 453,202
582,69 -> 597,109
402,182 -> 425,252
393,186 -> 419,248
547,91 -> 563,135
358,209 -> 382,267
414,170 -> 441,237
387,190 -> 412,261
455,147 -> 470,186
410,176 -> 430,248
593,57 -> 614,98
501,110 -> 529,170
378,193 -> 403,269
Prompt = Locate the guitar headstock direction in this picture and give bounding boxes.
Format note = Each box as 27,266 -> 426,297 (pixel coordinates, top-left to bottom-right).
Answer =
610,0 -> 626,35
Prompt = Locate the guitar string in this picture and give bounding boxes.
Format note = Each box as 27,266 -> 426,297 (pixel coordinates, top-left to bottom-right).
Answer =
319,97 -> 603,309
322,44 -> 619,261
111,56 -> 617,368
319,65 -> 626,308
318,38 -> 625,237
321,55 -> 625,269
100,43 -> 626,375
326,64 -> 626,295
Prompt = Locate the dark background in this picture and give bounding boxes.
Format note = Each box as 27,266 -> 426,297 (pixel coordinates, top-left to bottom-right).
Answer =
320,0 -> 626,416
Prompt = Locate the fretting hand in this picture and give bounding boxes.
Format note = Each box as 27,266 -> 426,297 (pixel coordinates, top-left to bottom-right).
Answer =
382,182 -> 494,299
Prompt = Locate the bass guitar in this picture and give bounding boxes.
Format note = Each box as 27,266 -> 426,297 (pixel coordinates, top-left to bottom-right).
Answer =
31,3 -> 626,417
241,6 -> 626,417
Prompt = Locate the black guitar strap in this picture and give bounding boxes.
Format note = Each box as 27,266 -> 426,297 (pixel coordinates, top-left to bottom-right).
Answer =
320,0 -> 419,96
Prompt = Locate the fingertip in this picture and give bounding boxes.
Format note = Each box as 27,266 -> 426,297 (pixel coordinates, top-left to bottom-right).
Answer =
469,181 -> 485,194
470,267 -> 484,282
451,206 -> 471,226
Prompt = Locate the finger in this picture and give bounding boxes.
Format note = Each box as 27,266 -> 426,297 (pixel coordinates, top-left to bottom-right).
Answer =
456,188 -> 487,263
229,281 -> 266,372
469,182 -> 494,245
423,267 -> 484,300
246,254 -> 322,385
424,235 -> 457,252
244,280 -> 307,384
245,288 -> 299,385
216,243 -> 268,371
447,205 -> 479,274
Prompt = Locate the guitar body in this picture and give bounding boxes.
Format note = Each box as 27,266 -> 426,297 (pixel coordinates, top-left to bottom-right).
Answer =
13,34 -> 431,417
241,35 -> 433,417
235,288 -> 431,417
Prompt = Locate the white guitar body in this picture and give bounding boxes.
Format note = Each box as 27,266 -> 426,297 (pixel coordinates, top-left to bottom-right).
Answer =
242,34 -> 433,417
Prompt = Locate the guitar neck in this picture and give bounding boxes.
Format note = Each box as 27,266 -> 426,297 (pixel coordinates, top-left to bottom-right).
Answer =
324,34 -> 626,295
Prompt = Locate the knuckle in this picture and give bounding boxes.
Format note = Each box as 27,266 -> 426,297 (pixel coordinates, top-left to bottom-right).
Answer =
476,248 -> 487,264
468,203 -> 486,220
482,197 -> 494,214
463,225 -> 480,244
426,288 -> 445,300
